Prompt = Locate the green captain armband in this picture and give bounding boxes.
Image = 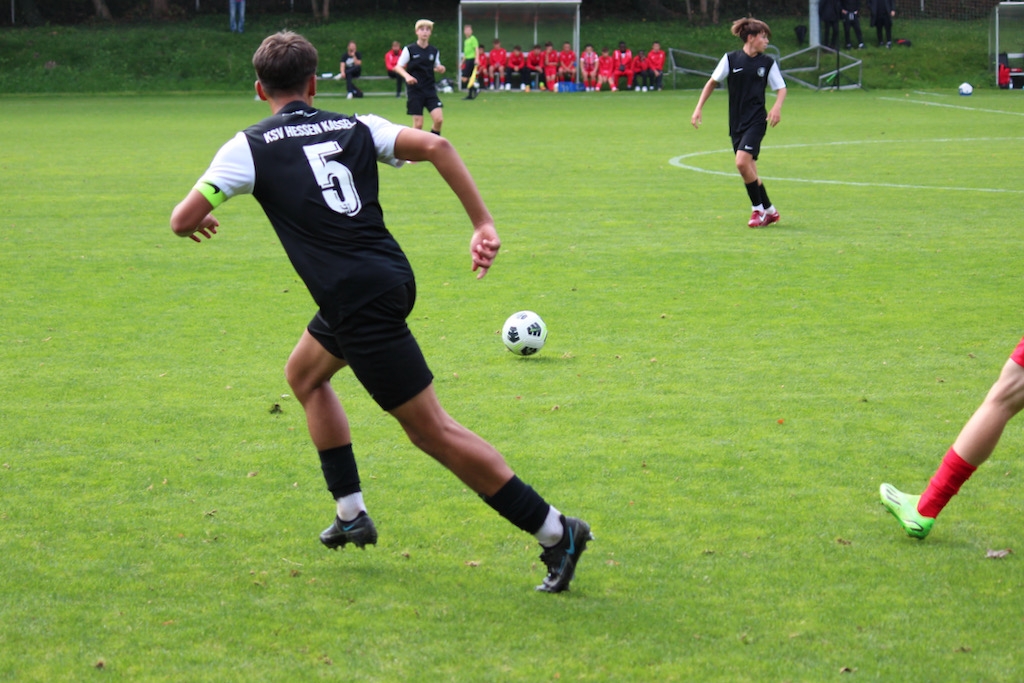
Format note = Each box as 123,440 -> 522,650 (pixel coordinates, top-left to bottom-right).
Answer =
193,181 -> 228,208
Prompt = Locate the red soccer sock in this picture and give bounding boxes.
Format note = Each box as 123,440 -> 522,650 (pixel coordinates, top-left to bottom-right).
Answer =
917,448 -> 978,518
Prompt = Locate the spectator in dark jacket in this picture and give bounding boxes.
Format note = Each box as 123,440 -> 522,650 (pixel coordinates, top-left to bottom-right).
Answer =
869,0 -> 895,48
841,0 -> 865,49
820,0 -> 841,49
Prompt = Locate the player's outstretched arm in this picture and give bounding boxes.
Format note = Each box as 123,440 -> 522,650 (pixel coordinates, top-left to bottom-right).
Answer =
171,190 -> 220,243
394,128 -> 499,278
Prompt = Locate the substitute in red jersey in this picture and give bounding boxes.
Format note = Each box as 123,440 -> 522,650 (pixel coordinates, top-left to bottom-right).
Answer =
630,50 -> 655,90
385,40 -> 403,97
474,46 -> 489,89
507,44 -> 526,89
597,46 -> 615,91
542,41 -> 559,90
558,41 -> 577,87
691,17 -> 787,228
489,39 -> 508,89
525,44 -> 544,89
612,40 -> 634,90
580,44 -> 599,91
630,51 -> 651,90
646,41 -> 666,91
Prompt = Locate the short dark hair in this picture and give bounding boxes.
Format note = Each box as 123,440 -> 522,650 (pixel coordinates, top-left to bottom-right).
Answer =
253,31 -> 318,97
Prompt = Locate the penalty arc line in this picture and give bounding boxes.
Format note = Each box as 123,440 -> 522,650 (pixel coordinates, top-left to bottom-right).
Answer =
669,137 -> 1024,194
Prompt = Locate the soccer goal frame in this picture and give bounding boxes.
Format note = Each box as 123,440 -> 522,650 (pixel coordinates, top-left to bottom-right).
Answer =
457,0 -> 582,89
990,2 -> 1024,86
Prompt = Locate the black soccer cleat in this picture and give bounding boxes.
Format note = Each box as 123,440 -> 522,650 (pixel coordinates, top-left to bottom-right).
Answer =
536,515 -> 593,593
319,511 -> 378,550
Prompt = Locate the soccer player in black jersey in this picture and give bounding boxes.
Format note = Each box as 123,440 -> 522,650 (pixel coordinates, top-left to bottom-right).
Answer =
392,19 -> 447,135
170,32 -> 591,593
691,18 -> 788,228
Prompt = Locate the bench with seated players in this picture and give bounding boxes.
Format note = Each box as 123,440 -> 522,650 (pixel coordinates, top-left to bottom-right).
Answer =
462,39 -> 667,93
315,39 -> 668,95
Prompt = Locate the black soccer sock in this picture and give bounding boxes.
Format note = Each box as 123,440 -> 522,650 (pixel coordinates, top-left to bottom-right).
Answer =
745,180 -> 762,208
759,183 -> 773,211
430,129 -> 441,136
318,444 -> 361,499
482,475 -> 551,534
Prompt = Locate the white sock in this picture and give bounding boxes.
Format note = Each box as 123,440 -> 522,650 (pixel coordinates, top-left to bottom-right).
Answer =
765,205 -> 777,215
534,506 -> 564,547
752,203 -> 765,213
336,492 -> 366,522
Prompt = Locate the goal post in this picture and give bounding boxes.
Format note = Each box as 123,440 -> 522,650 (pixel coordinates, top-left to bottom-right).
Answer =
990,2 -> 1024,86
457,0 -> 581,89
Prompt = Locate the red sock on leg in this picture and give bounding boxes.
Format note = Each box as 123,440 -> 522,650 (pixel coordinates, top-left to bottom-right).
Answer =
917,448 -> 977,518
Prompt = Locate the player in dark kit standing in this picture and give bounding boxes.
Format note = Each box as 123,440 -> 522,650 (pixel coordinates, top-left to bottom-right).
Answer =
691,17 -> 787,228
169,31 -> 591,593
393,19 -> 446,135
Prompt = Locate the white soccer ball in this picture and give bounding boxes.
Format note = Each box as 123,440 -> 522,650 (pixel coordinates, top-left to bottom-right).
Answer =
958,82 -> 973,96
501,310 -> 547,356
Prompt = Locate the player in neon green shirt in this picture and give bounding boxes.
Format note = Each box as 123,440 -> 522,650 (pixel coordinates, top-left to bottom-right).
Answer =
461,24 -> 480,98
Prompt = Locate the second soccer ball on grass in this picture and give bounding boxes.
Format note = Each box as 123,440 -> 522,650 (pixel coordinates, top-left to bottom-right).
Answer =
502,311 -> 547,356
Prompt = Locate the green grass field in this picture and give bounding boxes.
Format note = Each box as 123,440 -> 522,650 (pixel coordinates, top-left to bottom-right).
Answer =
3,86 -> 1024,680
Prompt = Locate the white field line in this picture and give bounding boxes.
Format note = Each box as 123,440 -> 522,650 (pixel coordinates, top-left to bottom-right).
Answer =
669,137 -> 1024,193
878,96 -> 1024,116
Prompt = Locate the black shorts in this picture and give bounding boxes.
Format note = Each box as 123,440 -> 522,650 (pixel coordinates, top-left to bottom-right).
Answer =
407,89 -> 443,116
462,58 -> 476,80
732,121 -> 768,160
307,282 -> 434,411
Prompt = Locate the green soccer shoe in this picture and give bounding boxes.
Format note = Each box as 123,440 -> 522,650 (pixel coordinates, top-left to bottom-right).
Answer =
880,483 -> 935,540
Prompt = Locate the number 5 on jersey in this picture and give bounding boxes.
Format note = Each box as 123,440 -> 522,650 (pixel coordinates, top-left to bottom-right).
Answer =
304,141 -> 362,216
